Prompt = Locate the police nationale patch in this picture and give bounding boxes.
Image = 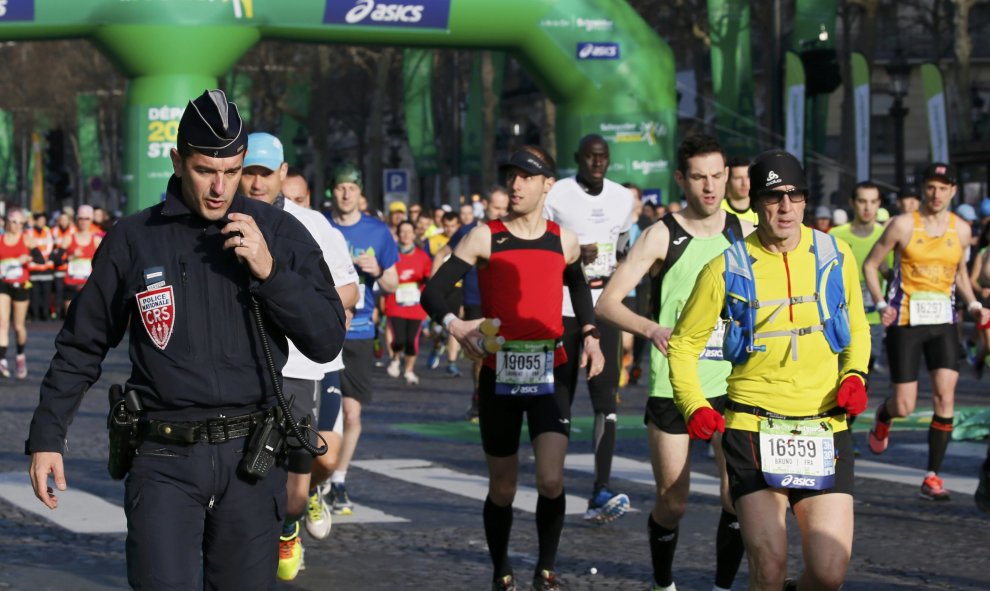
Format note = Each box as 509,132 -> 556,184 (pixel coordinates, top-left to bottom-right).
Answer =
136,286 -> 175,350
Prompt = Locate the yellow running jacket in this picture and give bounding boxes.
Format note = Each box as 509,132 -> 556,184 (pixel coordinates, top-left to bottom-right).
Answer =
668,226 -> 871,432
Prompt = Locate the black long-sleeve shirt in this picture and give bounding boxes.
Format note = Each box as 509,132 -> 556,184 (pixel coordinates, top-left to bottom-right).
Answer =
27,176 -> 346,454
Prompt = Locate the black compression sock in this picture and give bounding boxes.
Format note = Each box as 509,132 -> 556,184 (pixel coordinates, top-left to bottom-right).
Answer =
484,496 -> 514,579
0,346 -> 6,360
648,514 -> 678,587
877,398 -> 892,423
927,415 -> 954,473
593,413 -> 617,491
16,342 -> 25,355
535,492 -> 566,573
714,509 -> 745,589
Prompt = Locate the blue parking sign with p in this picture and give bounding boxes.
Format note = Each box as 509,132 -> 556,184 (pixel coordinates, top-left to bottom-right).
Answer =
384,169 -> 409,194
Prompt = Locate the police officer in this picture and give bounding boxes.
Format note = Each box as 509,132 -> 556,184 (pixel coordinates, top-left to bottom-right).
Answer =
25,90 -> 346,590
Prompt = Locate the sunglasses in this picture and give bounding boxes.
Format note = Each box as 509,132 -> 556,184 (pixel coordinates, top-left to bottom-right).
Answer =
77,217 -> 93,221
759,189 -> 808,205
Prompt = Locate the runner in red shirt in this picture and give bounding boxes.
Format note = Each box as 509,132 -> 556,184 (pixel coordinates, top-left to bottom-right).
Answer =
422,146 -> 604,591
0,208 -> 39,379
58,204 -> 102,311
384,220 -> 433,385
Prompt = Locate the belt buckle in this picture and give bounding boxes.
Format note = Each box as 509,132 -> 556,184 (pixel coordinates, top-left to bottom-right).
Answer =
205,417 -> 227,443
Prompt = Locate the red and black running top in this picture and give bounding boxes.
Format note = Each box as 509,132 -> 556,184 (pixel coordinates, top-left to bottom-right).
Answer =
478,218 -> 567,369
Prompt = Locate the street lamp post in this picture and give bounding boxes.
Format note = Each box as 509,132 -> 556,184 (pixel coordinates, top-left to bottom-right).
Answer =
886,47 -> 911,191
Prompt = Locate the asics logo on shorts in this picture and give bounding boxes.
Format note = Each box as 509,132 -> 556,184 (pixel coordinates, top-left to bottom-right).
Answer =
780,474 -> 816,487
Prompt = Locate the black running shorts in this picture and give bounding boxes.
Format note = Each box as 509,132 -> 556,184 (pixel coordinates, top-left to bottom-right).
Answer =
886,324 -> 960,383
0,282 -> 29,302
478,365 -> 573,458
644,395 -> 728,435
340,338 -> 375,403
721,427 -> 854,505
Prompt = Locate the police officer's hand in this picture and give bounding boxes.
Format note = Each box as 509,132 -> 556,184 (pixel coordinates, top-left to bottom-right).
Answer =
29,451 -> 66,510
448,317 -> 486,360
647,324 -> 674,356
223,213 -> 274,281
581,335 -> 605,378
579,243 -> 599,265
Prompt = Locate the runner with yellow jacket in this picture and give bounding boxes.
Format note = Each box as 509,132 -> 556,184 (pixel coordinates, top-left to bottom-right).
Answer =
668,150 -> 870,591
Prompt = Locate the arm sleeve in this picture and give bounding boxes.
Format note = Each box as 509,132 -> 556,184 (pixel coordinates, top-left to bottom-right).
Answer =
838,243 -> 871,378
668,263 -> 723,421
422,255 -> 472,323
564,260 -> 595,327
252,214 -> 346,364
27,227 -> 132,453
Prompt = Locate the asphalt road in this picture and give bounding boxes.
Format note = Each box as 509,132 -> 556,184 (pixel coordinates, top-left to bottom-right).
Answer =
1,320 -> 989,590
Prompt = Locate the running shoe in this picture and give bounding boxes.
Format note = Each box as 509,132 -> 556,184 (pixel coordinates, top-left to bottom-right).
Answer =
427,349 -> 441,370
0,359 -> 9,378
975,460 -> 990,513
446,362 -> 461,377
920,472 -> 951,501
466,392 -> 480,423
304,490 -> 332,540
583,488 -> 630,524
531,569 -> 563,591
491,574 -> 518,591
277,523 -> 305,581
650,585 -> 676,591
387,358 -> 401,378
328,482 -> 353,515
14,354 -> 26,380
404,371 -> 420,385
867,405 -> 891,455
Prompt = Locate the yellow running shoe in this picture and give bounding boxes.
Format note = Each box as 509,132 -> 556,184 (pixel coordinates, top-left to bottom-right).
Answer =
277,522 -> 305,581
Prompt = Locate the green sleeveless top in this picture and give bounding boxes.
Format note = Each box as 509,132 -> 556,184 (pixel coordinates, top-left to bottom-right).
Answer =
649,213 -> 740,399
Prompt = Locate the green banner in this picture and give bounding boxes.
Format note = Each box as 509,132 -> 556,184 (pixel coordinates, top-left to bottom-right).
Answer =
0,110 -> 14,194
76,93 -> 102,181
784,51 -> 805,161
851,52 -> 870,182
462,52 -> 505,176
278,81 -> 310,166
921,63 -> 949,163
708,0 -> 758,156
403,49 -> 439,175
224,70 -> 253,125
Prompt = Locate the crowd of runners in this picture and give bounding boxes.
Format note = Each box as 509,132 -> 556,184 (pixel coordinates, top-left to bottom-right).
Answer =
14,92 -> 990,590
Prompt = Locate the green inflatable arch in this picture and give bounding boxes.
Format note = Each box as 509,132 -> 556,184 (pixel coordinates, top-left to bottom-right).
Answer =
0,0 -> 676,212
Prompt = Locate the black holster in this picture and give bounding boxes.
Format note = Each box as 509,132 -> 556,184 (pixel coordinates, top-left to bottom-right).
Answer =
107,385 -> 142,480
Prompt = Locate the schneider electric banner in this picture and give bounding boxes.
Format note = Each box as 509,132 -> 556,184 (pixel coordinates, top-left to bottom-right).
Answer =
921,63 -> 949,164
324,0 -> 451,30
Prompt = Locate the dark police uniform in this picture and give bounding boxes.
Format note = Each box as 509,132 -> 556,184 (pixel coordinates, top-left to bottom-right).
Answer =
25,90 -> 345,590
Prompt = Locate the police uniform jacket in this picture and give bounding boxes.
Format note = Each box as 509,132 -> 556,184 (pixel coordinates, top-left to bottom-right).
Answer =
27,176 -> 346,453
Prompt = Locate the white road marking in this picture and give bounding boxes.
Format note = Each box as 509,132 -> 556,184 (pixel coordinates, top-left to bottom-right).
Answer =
0,472 -> 127,534
565,453 -> 723,497
352,458 -> 589,514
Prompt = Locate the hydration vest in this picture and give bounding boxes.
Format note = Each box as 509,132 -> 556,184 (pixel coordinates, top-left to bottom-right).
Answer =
722,229 -> 851,364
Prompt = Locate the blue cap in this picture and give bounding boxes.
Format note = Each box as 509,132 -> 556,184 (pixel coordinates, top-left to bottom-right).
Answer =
980,197 -> 990,218
244,132 -> 284,171
957,203 -> 977,222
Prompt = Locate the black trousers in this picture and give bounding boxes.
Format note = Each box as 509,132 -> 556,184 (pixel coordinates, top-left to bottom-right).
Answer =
125,437 -> 287,590
559,315 -> 621,414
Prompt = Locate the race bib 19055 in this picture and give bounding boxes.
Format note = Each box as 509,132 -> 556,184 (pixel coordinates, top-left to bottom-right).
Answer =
495,339 -> 555,396
759,418 -> 835,490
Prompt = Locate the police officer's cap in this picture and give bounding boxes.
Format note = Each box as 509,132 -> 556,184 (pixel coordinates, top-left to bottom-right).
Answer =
749,149 -> 807,196
177,90 -> 247,159
332,162 -> 363,190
